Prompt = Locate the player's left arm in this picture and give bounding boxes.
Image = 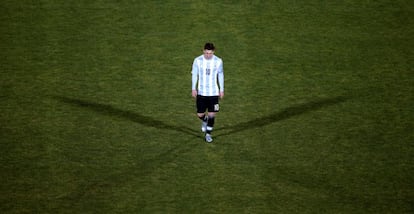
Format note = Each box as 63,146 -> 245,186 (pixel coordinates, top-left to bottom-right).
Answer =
218,60 -> 224,98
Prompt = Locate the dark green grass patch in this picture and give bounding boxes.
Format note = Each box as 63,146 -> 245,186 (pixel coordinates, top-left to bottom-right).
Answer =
1,0 -> 413,213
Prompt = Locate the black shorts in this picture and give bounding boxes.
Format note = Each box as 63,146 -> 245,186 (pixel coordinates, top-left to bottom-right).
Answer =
196,95 -> 220,113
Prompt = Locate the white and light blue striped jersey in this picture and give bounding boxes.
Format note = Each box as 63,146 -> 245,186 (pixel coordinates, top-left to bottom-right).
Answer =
191,55 -> 224,96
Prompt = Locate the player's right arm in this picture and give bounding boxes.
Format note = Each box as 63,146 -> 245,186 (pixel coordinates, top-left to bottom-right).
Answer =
191,58 -> 199,98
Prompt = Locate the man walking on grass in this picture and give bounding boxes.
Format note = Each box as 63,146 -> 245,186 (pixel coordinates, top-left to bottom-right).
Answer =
191,42 -> 224,143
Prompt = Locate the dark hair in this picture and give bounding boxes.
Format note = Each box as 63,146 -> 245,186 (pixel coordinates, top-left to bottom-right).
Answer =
204,42 -> 215,50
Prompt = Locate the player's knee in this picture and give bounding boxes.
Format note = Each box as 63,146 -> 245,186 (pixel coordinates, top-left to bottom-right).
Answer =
207,112 -> 216,117
197,113 -> 205,118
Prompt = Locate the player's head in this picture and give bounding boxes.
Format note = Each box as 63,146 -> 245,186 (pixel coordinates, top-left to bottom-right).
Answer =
204,42 -> 215,51
203,42 -> 215,59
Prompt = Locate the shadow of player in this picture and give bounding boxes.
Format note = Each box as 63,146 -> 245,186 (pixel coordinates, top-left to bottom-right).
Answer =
54,96 -> 200,138
216,96 -> 348,137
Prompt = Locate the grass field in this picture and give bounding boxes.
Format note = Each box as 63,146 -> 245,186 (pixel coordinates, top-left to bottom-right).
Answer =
1,0 -> 413,213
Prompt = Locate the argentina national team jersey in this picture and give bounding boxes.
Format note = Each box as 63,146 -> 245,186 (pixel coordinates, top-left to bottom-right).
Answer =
192,55 -> 224,96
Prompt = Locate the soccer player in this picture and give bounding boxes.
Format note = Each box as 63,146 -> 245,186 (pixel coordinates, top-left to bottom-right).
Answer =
191,42 -> 224,143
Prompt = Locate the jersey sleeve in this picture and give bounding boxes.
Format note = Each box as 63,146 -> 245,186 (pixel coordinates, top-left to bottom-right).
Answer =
218,60 -> 224,92
191,59 -> 198,90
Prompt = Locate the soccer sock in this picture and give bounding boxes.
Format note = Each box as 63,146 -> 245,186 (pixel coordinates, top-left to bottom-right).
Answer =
206,116 -> 215,134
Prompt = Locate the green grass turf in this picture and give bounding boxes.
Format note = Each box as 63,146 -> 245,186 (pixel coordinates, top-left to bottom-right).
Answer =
1,0 -> 413,213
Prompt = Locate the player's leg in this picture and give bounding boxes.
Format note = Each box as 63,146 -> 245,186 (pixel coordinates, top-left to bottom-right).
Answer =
196,95 -> 208,132
205,96 -> 220,143
198,113 -> 208,132
206,111 -> 216,132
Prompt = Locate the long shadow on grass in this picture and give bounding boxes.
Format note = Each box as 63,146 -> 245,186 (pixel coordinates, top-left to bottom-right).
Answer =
52,96 -> 200,201
54,96 -> 200,138
216,96 -> 348,138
